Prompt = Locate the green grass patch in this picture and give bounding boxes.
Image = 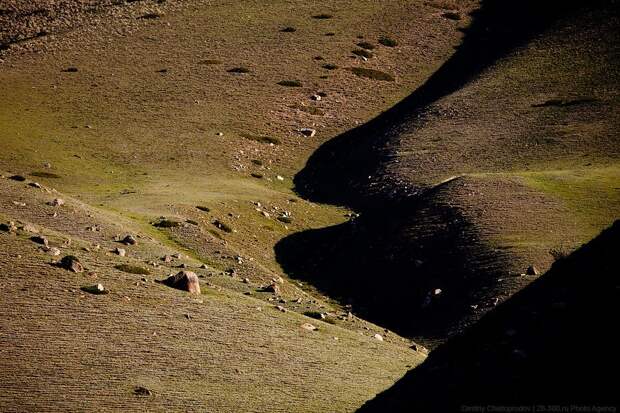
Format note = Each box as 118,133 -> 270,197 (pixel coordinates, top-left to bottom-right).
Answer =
240,133 -> 281,145
519,166 -> 620,237
378,36 -> 398,47
348,67 -> 395,81
352,49 -> 373,58
277,80 -> 303,87
115,264 -> 150,275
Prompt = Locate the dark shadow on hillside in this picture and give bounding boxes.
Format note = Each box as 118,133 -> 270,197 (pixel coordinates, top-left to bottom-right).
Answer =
357,220 -> 620,412
276,0 -> 616,341
277,179 -> 511,342
294,0 -> 606,209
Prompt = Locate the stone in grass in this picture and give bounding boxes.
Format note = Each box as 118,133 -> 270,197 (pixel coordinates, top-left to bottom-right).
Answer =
261,282 -> 281,295
156,271 -> 201,294
122,234 -> 138,245
47,198 -> 65,207
81,283 -> 108,295
299,128 -> 316,137
0,221 -> 17,232
526,265 -> 539,276
301,323 -> 318,331
30,235 -> 49,247
134,386 -> 152,396
58,255 -> 84,273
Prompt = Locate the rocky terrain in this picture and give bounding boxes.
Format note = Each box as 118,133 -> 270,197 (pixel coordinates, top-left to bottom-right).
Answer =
0,0 -> 618,411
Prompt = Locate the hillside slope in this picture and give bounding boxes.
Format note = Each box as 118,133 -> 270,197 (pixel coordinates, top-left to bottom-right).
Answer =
280,0 -> 620,345
358,220 -> 620,411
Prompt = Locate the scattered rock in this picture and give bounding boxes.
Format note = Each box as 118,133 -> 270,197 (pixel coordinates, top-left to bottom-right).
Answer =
156,271 -> 201,294
134,386 -> 152,397
262,283 -> 281,295
374,334 -> 384,341
58,255 -> 84,273
172,253 -> 182,259
30,235 -> 49,247
275,305 -> 286,312
0,221 -> 17,233
114,248 -> 126,257
299,128 -> 316,137
411,343 -> 429,354
43,246 -> 61,256
63,67 -> 79,72
81,284 -> 108,295
310,94 -> 322,101
122,235 -> 138,245
200,263 -> 209,269
28,182 -> 42,189
21,223 -> 39,233
12,201 -> 26,207
301,323 -> 318,331
526,265 -> 539,275
47,198 -> 65,207
162,255 -> 173,263
242,277 -> 250,284
441,11 -> 461,21
8,175 -> 26,182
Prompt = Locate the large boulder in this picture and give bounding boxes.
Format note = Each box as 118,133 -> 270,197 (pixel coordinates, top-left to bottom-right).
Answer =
157,271 -> 201,294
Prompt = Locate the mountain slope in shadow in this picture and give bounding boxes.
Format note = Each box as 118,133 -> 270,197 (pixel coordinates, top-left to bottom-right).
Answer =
357,220 -> 620,412
277,0 -> 619,343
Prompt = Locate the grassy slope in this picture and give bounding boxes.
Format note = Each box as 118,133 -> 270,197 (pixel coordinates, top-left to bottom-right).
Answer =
0,0 -> 476,410
278,0 -> 619,345
0,175 -> 424,412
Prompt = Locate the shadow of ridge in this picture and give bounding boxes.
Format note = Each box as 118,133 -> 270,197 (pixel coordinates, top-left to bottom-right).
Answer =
294,0 -> 605,210
357,220 -> 620,412
275,178 -> 511,341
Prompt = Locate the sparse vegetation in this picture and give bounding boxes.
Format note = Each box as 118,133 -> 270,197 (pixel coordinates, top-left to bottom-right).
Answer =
240,133 -> 281,145
115,264 -> 150,275
198,59 -> 222,65
348,67 -> 395,81
291,104 -> 325,116
31,171 -> 61,178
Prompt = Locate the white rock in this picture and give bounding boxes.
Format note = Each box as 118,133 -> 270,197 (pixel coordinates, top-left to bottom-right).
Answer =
373,334 -> 384,341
